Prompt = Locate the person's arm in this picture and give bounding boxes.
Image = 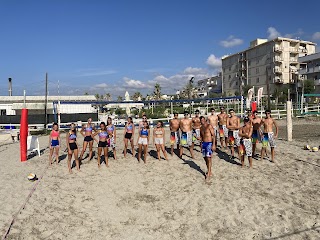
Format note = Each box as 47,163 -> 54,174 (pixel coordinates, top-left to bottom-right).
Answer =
237,118 -> 240,130
226,117 -> 230,129
153,128 -> 155,145
148,129 -> 150,144
239,127 -> 244,137
273,119 -> 278,138
162,128 -> 165,144
80,125 -> 85,137
210,125 -> 216,151
92,130 -> 99,143
248,125 -> 253,138
49,132 -> 52,148
169,120 -> 172,131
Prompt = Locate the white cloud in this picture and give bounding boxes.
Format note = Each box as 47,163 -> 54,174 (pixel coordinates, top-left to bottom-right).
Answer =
77,69 -> 117,77
183,67 -> 206,75
206,54 -> 222,69
220,36 -> 243,48
267,27 -> 281,40
123,77 -> 150,89
312,32 -> 320,41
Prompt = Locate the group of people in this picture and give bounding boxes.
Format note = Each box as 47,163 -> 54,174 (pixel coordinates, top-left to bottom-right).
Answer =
48,107 -> 278,180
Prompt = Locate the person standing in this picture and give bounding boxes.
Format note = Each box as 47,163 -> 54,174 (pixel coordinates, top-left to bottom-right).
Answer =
137,121 -> 150,163
251,110 -> 262,156
199,116 -> 216,181
179,111 -> 194,159
217,106 -> 228,148
207,108 -> 218,147
139,114 -> 148,131
66,123 -> 80,173
123,117 -> 135,157
261,110 -> 278,162
192,110 -> 201,148
49,122 -> 60,165
239,117 -> 253,168
79,118 -> 96,161
226,109 -> 241,159
106,117 -> 117,160
169,113 -> 180,155
93,122 -> 108,168
153,121 -> 168,161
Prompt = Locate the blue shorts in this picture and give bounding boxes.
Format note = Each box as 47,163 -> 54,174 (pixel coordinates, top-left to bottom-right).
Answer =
202,142 -> 213,158
51,139 -> 59,147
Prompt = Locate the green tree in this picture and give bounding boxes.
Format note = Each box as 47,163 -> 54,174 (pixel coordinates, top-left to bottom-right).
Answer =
94,93 -> 100,100
182,77 -> 196,99
132,92 -> 143,101
153,83 -> 161,100
84,92 -> 89,95
304,79 -> 315,94
104,93 -> 111,101
242,85 -> 253,97
117,96 -> 123,102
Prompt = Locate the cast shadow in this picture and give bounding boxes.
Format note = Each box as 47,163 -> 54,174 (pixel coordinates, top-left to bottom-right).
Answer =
215,148 -> 241,166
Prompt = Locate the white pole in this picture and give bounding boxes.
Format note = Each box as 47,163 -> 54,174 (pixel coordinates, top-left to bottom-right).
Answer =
240,96 -> 243,117
287,101 -> 292,141
58,100 -> 61,129
23,90 -> 26,108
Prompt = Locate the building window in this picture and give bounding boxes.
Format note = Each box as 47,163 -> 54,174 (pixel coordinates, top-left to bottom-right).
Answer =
257,58 -> 259,64
256,67 -> 259,74
0,110 -> 6,116
235,81 -> 238,86
256,77 -> 260,83
248,60 -> 251,66
229,82 -> 232,88
229,66 -> 231,71
248,69 -> 251,76
229,75 -> 231,79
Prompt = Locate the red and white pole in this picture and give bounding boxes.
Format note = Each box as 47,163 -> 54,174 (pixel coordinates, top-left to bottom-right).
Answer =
20,90 -> 28,162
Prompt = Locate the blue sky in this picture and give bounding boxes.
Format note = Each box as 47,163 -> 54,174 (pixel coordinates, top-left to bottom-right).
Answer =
0,0 -> 319,98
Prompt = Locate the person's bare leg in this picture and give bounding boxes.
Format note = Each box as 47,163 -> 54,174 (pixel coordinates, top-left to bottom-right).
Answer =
271,147 -> 275,162
161,144 -> 168,160
88,141 -> 93,160
138,144 -> 142,162
67,151 -> 73,173
207,157 -> 212,181
130,139 -> 135,156
230,146 -> 234,158
190,144 -> 195,159
74,149 -> 80,171
143,145 -> 148,163
260,147 -> 265,161
55,147 -> 60,164
241,155 -> 245,168
156,144 -> 161,160
252,143 -> 256,156
179,145 -> 183,158
97,147 -> 102,168
123,138 -> 128,157
80,141 -> 88,160
248,156 -> 253,168
113,148 -> 117,160
171,144 -> 174,156
220,137 -> 224,148
104,147 -> 109,167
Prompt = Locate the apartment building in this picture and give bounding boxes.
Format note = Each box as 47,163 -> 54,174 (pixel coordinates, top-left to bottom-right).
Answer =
197,73 -> 222,97
222,37 -> 316,97
299,52 -> 320,93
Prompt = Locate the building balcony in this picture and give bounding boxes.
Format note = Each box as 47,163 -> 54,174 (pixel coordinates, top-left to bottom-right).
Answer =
274,46 -> 283,52
289,47 -> 299,53
315,79 -> 320,86
299,48 -> 308,53
206,80 -> 217,86
274,67 -> 283,73
273,77 -> 284,84
299,68 -> 308,74
289,57 -> 298,63
298,75 -> 305,80
289,79 -> 295,84
274,56 -> 283,62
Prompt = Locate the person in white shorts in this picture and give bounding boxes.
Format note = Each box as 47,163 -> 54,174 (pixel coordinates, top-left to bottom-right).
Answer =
153,121 -> 168,161
137,121 -> 150,163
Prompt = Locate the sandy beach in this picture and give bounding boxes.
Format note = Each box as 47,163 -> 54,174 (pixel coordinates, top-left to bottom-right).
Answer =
0,119 -> 319,240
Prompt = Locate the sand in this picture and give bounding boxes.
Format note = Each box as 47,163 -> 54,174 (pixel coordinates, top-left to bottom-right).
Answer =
0,119 -> 319,240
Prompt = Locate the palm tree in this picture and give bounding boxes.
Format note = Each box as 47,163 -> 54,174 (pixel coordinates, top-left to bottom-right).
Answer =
104,93 -> 111,101
132,92 -> 143,101
94,93 -> 100,100
153,83 -> 161,100
183,77 -> 195,99
117,96 -> 123,102
84,92 -> 89,95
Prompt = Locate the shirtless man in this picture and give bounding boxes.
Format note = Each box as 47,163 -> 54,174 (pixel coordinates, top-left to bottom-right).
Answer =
239,117 -> 253,168
207,108 -> 218,147
200,116 -> 216,181
260,110 -> 278,162
226,109 -> 241,158
192,110 -> 201,148
179,111 -> 194,159
217,106 -> 228,148
170,113 -> 180,155
251,110 -> 262,156
246,108 -> 254,123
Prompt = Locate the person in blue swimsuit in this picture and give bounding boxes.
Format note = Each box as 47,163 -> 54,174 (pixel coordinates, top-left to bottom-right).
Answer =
80,118 -> 96,162
123,117 -> 135,157
138,121 -> 150,163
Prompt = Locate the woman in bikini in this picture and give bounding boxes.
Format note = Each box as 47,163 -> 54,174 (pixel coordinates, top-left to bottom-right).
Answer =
153,121 -> 168,161
106,117 -> 117,160
49,122 -> 60,165
66,123 -> 80,173
92,122 -> 108,168
138,121 -> 150,163
79,118 -> 95,161
123,117 -> 135,157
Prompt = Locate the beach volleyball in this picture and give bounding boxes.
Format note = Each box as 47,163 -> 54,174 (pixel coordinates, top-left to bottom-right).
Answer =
312,147 -> 319,152
304,145 -> 311,150
27,173 -> 37,181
